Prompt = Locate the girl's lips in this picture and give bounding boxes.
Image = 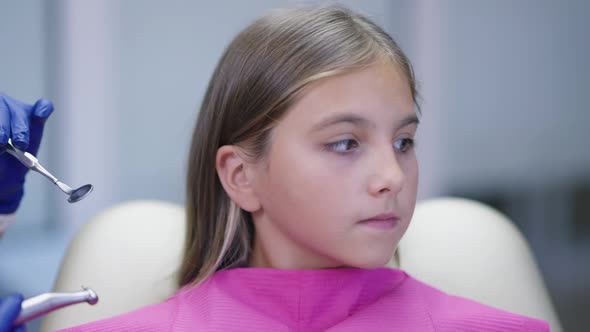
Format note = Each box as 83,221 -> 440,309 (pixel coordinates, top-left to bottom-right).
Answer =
358,213 -> 399,230
359,218 -> 398,230
361,212 -> 399,221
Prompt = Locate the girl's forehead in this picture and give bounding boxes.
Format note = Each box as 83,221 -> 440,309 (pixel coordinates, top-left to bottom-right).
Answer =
283,63 -> 414,125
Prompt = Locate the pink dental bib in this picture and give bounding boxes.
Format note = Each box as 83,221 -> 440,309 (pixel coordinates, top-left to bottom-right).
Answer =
59,267 -> 550,331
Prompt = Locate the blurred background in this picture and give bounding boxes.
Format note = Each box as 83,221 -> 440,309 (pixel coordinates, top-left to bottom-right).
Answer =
1,0 -> 588,331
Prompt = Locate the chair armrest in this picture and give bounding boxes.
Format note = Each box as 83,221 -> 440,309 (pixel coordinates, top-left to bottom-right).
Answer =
395,197 -> 562,331
40,200 -> 185,331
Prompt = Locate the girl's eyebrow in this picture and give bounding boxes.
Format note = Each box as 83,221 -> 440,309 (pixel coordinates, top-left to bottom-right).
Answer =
310,113 -> 373,132
395,114 -> 420,130
310,112 -> 420,133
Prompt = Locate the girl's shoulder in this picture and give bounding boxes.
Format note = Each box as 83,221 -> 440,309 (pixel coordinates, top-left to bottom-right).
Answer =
397,273 -> 550,332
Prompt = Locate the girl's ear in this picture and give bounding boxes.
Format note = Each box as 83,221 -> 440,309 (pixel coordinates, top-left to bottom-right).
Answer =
215,145 -> 261,212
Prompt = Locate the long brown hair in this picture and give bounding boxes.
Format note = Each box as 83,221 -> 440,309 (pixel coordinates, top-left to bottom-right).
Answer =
179,5 -> 418,287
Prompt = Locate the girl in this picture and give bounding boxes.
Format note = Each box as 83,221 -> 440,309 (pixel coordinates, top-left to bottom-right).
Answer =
51,5 -> 549,331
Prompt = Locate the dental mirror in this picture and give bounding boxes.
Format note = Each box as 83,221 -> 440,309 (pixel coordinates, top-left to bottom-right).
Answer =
4,139 -> 94,203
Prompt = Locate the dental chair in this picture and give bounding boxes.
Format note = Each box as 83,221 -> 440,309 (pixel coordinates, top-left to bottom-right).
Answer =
40,197 -> 563,331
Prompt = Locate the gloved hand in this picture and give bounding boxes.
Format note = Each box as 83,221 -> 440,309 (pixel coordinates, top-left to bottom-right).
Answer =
0,294 -> 25,332
0,94 -> 54,214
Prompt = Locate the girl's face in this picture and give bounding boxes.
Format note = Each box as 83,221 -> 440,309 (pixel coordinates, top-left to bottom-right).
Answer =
249,60 -> 419,269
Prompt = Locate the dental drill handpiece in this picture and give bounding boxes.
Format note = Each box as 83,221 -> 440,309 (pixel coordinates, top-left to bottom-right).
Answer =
12,287 -> 99,326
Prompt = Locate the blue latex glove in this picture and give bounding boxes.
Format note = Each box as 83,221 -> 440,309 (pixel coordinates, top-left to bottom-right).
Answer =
0,294 -> 25,332
0,93 -> 54,214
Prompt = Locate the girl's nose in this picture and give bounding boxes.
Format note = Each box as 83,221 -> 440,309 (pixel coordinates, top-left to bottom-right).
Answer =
367,148 -> 405,197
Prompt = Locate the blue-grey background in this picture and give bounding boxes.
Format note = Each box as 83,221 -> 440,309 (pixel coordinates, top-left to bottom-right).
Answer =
1,1 -> 588,331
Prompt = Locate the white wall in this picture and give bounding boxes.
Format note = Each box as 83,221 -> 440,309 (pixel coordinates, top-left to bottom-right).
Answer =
438,0 -> 590,189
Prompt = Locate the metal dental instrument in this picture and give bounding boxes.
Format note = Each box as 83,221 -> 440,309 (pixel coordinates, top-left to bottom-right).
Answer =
5,139 -> 93,203
13,287 -> 99,326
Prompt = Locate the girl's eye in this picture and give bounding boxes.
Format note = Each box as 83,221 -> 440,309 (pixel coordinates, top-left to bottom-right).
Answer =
394,138 -> 415,153
325,139 -> 359,153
